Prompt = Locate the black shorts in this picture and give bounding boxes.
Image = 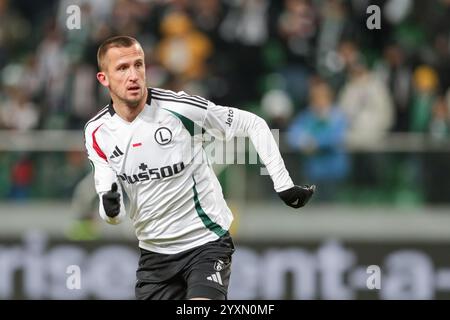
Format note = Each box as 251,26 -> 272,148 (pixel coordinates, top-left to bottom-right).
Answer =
135,233 -> 235,300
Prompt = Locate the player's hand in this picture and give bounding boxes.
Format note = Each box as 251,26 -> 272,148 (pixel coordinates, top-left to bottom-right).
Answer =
102,183 -> 121,217
277,185 -> 316,209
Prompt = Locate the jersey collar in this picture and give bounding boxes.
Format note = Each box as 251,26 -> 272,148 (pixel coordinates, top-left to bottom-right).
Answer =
107,103 -> 115,116
146,87 -> 152,106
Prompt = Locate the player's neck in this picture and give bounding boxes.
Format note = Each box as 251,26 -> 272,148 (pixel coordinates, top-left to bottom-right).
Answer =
111,90 -> 148,123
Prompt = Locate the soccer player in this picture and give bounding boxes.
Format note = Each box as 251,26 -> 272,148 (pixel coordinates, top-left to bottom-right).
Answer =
84,36 -> 315,300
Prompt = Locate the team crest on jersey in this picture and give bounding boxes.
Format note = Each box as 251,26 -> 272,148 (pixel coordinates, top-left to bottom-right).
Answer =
214,259 -> 225,272
155,127 -> 172,145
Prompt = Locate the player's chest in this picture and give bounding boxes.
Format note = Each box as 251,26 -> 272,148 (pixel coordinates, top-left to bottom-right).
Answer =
105,115 -> 190,172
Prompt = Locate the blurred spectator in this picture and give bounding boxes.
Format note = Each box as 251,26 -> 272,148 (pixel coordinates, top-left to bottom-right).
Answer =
66,62 -> 98,129
417,0 -> 450,41
277,0 -> 317,66
338,51 -> 394,145
384,0 -> 413,25
429,96 -> 450,142
156,11 -> 213,81
19,55 -> 43,100
375,43 -> 412,132
338,46 -> 394,190
0,0 -> 30,68
273,0 -> 319,105
35,22 -> 69,121
409,65 -> 439,132
287,79 -> 348,201
9,154 -> 34,200
430,33 -> 450,94
111,0 -> 150,36
220,0 -> 269,46
316,0 -> 355,78
190,0 -> 223,40
0,87 -> 39,131
261,88 -> 294,130
216,0 -> 270,103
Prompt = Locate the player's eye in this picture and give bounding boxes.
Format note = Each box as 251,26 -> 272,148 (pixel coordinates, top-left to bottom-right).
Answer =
135,62 -> 143,68
118,65 -> 128,71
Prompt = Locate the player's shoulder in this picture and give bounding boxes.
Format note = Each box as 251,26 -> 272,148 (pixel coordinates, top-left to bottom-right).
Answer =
149,87 -> 210,110
83,104 -> 114,134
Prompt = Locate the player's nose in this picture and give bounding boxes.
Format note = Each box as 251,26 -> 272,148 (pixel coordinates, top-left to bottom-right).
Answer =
129,66 -> 139,81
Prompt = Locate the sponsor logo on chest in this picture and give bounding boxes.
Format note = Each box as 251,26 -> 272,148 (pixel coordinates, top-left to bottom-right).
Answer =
117,162 -> 185,184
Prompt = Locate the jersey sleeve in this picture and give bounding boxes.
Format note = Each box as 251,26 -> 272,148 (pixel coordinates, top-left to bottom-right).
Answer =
84,123 -> 126,224
203,101 -> 294,192
84,123 -> 116,193
155,89 -> 294,192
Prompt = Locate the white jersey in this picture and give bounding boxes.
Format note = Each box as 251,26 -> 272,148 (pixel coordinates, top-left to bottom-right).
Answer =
84,88 -> 294,254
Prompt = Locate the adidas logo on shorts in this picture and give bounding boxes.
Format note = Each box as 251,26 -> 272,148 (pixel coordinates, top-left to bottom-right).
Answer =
206,272 -> 223,285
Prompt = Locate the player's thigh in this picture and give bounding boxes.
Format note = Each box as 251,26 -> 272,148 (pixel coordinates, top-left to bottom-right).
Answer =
184,249 -> 233,300
135,276 -> 185,300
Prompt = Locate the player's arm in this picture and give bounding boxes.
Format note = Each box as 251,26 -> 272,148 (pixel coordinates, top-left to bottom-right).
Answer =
84,125 -> 126,224
203,102 -> 315,209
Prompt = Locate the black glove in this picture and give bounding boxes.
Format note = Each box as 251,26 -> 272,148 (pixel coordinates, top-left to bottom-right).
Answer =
102,183 -> 121,218
278,185 -> 316,209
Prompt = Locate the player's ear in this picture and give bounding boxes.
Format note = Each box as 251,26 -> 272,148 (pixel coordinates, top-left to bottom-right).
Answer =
97,71 -> 109,87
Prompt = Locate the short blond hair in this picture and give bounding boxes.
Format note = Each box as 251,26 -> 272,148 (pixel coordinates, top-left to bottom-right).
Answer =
97,36 -> 140,71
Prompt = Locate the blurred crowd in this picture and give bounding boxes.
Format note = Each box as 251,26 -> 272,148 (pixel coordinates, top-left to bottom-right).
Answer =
1,0 -> 450,203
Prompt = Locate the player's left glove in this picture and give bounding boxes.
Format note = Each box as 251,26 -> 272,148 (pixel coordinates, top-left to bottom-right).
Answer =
278,185 -> 316,209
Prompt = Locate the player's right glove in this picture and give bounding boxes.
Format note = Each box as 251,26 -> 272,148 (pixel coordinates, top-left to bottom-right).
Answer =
278,185 -> 316,209
102,182 -> 121,218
